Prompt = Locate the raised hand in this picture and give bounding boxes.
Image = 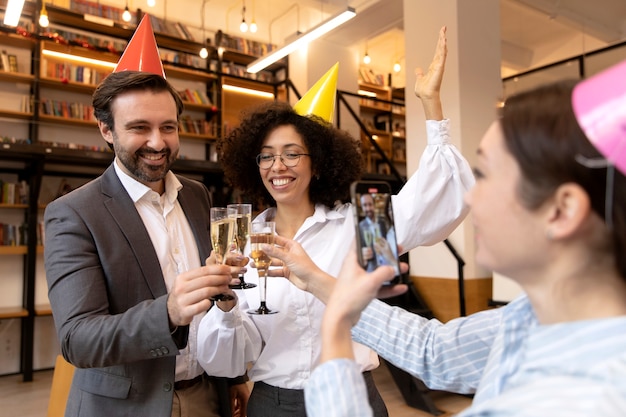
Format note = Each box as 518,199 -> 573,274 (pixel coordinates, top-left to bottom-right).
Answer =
414,25 -> 447,120
262,235 -> 335,301
263,235 -> 408,304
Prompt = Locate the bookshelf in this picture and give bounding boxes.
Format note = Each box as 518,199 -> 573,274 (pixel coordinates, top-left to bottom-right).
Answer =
358,80 -> 406,177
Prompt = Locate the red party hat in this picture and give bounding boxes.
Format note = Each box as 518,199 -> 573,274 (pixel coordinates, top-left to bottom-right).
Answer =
114,14 -> 166,78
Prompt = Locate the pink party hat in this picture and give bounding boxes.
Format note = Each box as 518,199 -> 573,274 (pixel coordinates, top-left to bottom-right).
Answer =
293,63 -> 339,123
114,14 -> 166,78
572,59 -> 626,175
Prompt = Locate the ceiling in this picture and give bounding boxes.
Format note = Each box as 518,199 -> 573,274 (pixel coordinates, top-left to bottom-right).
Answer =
327,0 -> 626,79
98,0 -> 625,82
190,0 -> 626,80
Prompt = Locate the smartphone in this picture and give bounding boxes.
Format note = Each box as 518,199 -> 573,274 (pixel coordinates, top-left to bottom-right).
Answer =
350,180 -> 401,286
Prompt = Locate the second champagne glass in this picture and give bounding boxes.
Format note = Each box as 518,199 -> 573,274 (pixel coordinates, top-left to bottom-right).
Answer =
227,204 -> 256,289
248,221 -> 278,315
210,207 -> 235,301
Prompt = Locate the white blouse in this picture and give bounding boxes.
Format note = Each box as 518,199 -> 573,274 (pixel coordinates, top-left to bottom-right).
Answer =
197,119 -> 475,389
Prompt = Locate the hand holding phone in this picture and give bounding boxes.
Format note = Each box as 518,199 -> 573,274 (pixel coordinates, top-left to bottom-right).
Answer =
350,180 -> 401,286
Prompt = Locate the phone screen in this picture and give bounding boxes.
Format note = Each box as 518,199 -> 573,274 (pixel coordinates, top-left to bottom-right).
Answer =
350,181 -> 401,286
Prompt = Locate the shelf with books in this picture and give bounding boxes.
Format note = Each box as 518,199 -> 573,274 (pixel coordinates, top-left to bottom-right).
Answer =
39,40 -> 117,88
166,64 -> 216,82
214,30 -> 287,83
0,26 -> 35,126
358,82 -> 406,176
220,75 -> 286,137
39,114 -> 97,128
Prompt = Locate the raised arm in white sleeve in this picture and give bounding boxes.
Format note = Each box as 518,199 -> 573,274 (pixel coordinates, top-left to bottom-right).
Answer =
393,118 -> 475,250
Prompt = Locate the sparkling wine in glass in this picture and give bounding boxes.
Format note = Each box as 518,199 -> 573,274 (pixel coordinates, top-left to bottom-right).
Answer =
209,207 -> 235,301
227,204 -> 256,289
247,221 -> 277,315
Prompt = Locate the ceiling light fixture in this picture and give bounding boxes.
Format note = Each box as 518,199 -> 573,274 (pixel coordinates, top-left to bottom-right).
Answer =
249,0 -> 257,33
3,0 -> 26,27
239,1 -> 248,32
223,83 -> 275,98
199,0 -> 209,59
39,1 -> 49,28
247,6 -> 356,74
363,40 -> 370,64
42,49 -> 117,68
122,2 -> 132,22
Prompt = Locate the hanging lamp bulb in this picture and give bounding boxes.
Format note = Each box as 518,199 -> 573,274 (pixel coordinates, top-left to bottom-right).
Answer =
393,61 -> 401,73
239,2 -> 247,32
250,20 -> 257,33
199,46 -> 208,59
363,52 -> 370,65
122,3 -> 132,22
39,2 -> 49,28
147,0 -> 156,6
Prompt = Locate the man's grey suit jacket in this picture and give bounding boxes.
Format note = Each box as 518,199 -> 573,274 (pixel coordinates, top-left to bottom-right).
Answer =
45,164 -> 231,417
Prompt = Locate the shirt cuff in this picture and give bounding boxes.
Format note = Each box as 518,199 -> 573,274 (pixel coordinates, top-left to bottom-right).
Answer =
210,301 -> 242,327
425,119 -> 450,145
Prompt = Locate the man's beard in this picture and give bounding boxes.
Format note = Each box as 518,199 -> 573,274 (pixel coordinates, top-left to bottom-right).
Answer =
113,137 -> 177,184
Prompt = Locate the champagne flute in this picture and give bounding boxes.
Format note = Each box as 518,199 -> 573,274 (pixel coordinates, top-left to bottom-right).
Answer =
209,207 -> 235,301
227,203 -> 256,289
247,221 -> 278,315
363,228 -> 373,247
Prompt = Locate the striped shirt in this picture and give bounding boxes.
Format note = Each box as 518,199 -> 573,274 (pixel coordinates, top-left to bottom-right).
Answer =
305,295 -> 626,416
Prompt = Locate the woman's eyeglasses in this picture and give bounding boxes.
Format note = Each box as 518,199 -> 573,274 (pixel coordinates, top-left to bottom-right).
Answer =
256,152 -> 310,169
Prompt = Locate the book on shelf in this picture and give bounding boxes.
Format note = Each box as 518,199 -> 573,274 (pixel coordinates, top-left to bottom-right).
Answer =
1,180 -> 28,204
8,54 -> 17,72
179,89 -> 213,106
215,30 -> 276,56
359,67 -> 384,86
0,50 -> 9,72
0,222 -> 29,246
20,95 -> 32,113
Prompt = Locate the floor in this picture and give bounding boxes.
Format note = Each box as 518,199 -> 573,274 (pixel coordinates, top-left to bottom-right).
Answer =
0,361 -> 471,416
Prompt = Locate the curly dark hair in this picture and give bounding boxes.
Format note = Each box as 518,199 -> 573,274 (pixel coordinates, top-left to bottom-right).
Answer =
218,101 -> 363,208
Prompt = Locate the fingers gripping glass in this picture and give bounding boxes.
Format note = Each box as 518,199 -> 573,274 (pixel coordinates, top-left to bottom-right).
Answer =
209,207 -> 235,301
247,221 -> 278,315
227,204 -> 256,290
256,152 -> 310,169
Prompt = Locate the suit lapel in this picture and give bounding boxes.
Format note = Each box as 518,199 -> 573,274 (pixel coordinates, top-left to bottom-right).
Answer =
177,178 -> 211,264
100,166 -> 167,298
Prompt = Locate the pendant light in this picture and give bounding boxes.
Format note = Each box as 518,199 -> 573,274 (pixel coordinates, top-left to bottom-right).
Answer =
39,1 -> 49,28
239,1 -> 248,33
122,1 -> 132,22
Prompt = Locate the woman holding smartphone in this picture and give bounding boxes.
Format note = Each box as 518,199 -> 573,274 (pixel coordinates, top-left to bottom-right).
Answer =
197,27 -> 474,417
264,67 -> 626,416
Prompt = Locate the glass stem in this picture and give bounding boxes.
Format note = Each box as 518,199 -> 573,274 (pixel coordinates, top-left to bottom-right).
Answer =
259,268 -> 267,302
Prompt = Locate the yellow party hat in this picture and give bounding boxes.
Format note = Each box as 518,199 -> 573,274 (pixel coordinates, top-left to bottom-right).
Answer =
293,63 -> 338,123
